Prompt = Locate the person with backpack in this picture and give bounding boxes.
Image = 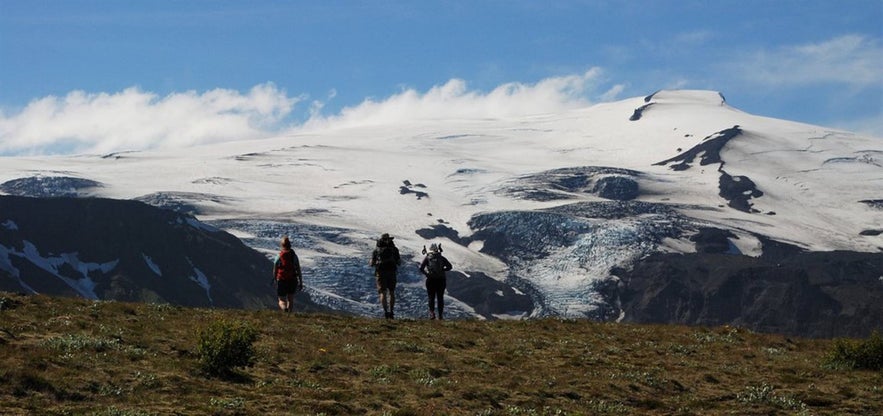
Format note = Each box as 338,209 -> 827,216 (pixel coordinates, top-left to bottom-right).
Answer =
369,233 -> 401,319
272,236 -> 303,313
419,243 -> 452,320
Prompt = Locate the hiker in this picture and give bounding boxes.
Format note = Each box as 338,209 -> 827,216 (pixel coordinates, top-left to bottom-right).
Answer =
272,236 -> 303,312
369,233 -> 401,319
419,243 -> 452,320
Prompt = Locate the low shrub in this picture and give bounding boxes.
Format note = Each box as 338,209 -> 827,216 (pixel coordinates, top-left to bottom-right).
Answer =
826,331 -> 883,371
196,319 -> 258,377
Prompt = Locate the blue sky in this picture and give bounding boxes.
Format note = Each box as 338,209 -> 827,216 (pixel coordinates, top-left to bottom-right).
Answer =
0,1 -> 881,155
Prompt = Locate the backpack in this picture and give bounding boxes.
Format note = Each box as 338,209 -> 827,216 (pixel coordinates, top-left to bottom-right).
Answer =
376,245 -> 397,270
276,249 -> 297,280
426,253 -> 446,278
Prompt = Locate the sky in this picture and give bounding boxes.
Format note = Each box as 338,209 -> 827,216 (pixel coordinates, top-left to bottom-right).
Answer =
0,0 -> 881,156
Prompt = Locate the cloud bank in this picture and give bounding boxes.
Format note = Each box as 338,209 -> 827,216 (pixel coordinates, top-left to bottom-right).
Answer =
0,70 -> 612,156
303,68 -> 609,130
0,84 -> 298,155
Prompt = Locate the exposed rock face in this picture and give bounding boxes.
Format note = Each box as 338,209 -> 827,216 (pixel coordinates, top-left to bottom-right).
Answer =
0,196 -> 321,311
615,242 -> 883,338
654,126 -> 765,213
499,166 -> 644,202
446,271 -> 534,319
593,176 -> 639,201
0,176 -> 102,198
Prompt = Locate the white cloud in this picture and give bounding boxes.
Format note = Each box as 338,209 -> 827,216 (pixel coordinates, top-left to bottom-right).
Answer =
735,35 -> 883,87
302,68 -> 605,130
0,83 -> 299,155
0,69 -> 610,156
599,84 -> 626,102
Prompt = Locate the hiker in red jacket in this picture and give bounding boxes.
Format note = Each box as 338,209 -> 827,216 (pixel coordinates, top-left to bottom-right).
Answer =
273,236 -> 303,312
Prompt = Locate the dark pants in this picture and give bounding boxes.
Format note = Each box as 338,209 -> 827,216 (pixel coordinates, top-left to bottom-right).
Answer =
276,279 -> 297,297
426,277 -> 446,316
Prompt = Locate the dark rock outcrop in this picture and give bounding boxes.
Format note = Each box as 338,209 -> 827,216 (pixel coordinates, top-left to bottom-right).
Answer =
655,126 -> 764,213
617,243 -> 883,338
654,126 -> 742,171
446,271 -> 534,319
593,176 -> 639,201
499,166 -> 644,202
629,103 -> 654,121
718,172 -> 763,213
690,227 -> 739,254
860,199 -> 883,210
135,191 -> 236,215
400,180 -> 429,199
1,176 -> 102,198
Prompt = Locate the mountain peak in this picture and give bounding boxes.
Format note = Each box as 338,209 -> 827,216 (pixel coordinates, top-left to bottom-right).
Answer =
643,89 -> 727,106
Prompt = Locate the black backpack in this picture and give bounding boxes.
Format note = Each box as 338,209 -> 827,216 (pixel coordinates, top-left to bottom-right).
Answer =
376,245 -> 397,269
426,253 -> 446,278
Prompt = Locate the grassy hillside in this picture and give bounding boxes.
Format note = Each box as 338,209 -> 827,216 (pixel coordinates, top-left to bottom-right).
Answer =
0,292 -> 879,415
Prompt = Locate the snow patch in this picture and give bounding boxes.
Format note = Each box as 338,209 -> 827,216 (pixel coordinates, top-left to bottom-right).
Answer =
16,241 -> 117,299
468,240 -> 485,251
2,220 -> 18,231
185,217 -> 220,233
492,311 -> 529,320
142,253 -> 162,276
186,257 -> 213,304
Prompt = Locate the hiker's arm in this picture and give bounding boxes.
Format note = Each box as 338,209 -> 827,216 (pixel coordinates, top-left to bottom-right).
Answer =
418,257 -> 428,276
294,256 -> 303,289
443,257 -> 453,271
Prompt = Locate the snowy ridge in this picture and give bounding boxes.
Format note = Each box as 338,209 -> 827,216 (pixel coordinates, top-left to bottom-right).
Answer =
0,240 -> 118,299
1,90 -> 880,319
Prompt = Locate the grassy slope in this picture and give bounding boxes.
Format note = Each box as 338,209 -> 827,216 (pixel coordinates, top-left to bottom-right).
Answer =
0,292 -> 880,415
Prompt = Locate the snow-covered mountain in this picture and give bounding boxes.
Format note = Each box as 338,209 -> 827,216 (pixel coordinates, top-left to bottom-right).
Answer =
1,90 -> 881,335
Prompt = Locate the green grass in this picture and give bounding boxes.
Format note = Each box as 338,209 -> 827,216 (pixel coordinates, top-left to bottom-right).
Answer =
0,292 -> 880,415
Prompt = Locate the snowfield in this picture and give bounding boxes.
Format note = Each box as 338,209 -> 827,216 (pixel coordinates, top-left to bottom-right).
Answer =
1,90 -> 880,318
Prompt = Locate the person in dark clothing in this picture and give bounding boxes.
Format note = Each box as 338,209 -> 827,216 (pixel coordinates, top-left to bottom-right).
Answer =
369,233 -> 401,319
272,236 -> 303,312
419,243 -> 452,320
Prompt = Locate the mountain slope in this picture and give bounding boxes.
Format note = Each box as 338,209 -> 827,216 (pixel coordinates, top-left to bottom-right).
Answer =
0,90 -> 880,335
0,196 -> 322,310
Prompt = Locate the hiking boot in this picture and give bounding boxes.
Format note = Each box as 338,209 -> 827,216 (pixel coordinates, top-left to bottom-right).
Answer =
429,310 -> 436,320
384,312 -> 393,319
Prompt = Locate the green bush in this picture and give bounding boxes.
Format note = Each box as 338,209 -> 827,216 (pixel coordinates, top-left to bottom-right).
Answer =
826,331 -> 883,371
196,319 -> 259,377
